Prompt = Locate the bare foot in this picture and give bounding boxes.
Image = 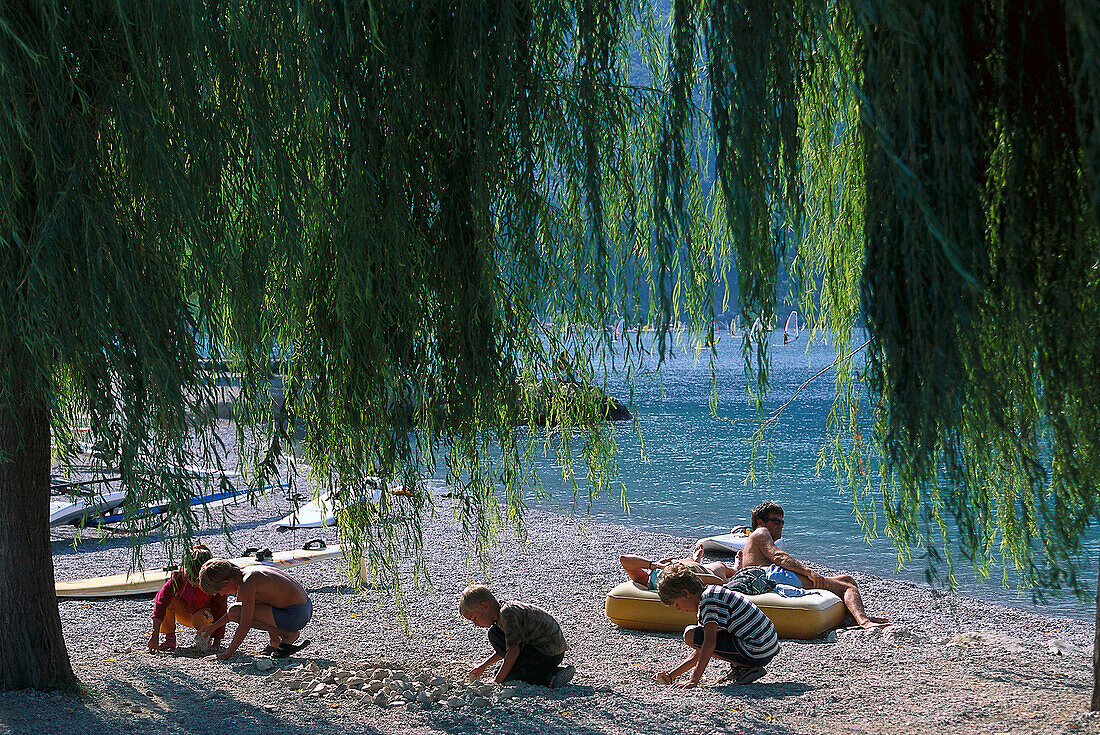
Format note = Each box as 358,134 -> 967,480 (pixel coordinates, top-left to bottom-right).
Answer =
691,543 -> 705,563
281,631 -> 300,645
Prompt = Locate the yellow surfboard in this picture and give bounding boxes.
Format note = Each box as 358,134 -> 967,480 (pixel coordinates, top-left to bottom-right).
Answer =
55,541 -> 344,599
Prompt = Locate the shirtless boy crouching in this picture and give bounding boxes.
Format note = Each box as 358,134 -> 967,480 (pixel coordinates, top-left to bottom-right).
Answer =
198,559 -> 313,660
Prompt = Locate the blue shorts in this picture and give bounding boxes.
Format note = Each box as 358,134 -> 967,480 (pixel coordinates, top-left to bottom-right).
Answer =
765,565 -> 803,588
272,599 -> 313,632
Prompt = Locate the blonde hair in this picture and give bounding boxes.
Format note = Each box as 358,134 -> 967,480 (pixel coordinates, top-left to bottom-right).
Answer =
182,543 -> 214,582
459,584 -> 498,615
197,559 -> 243,595
657,563 -> 704,605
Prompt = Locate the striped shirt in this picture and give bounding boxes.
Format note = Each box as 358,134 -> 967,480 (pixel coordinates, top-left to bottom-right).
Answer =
697,585 -> 779,659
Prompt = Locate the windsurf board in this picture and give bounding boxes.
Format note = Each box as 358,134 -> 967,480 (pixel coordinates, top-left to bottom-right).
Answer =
55,541 -> 343,598
50,491 -> 129,527
96,483 -> 288,525
275,480 -> 385,530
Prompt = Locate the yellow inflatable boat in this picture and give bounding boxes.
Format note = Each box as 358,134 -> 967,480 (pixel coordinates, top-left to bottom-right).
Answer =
604,580 -> 846,640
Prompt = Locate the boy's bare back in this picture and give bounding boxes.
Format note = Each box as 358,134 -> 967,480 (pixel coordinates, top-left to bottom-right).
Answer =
239,566 -> 308,608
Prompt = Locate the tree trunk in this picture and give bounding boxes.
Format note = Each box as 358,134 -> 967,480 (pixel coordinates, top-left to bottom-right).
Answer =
0,366 -> 77,690
1092,550 -> 1100,710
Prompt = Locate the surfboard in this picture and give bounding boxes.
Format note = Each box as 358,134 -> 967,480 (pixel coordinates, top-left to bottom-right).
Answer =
95,483 -> 287,525
50,491 -> 129,527
55,541 -> 344,598
176,465 -> 240,479
275,480 -> 385,530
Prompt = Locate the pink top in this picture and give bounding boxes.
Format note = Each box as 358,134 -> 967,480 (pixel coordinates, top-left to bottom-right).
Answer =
152,570 -> 227,640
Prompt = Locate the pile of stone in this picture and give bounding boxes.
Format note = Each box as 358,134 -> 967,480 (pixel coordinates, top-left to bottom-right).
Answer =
266,662 -> 532,709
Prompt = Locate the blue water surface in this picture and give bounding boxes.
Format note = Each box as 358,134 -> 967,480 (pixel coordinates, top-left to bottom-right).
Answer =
526,329 -> 1097,622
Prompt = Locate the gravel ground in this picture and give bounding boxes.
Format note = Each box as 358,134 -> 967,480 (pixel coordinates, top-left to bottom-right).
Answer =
4,433 -> 1099,735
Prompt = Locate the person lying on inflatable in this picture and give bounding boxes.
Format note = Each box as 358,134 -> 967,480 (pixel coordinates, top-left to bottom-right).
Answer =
740,500 -> 890,629
620,549 -> 738,591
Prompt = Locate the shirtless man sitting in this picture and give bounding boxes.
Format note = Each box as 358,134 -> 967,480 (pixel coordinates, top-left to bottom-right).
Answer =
739,501 -> 890,629
198,559 -> 314,660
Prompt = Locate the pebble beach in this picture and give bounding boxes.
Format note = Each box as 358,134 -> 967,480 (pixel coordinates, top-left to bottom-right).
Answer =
6,441 -> 1100,735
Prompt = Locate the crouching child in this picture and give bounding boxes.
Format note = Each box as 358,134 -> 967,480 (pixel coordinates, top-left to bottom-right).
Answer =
654,563 -> 778,687
459,584 -> 575,688
197,559 -> 313,660
148,543 -> 227,652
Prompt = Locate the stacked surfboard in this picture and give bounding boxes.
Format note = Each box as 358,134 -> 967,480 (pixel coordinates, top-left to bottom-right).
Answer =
50,481 -> 284,529
55,541 -> 344,599
49,491 -> 128,527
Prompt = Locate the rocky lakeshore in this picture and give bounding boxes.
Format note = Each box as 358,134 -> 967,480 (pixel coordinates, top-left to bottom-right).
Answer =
6,473 -> 1100,735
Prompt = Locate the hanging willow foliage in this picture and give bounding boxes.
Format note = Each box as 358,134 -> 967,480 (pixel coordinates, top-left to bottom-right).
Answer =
658,0 -> 1100,599
846,1 -> 1100,595
0,0 -> 715,614
5,0 -> 1100,694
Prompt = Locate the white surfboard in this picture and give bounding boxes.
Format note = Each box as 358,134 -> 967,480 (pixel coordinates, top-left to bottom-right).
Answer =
176,465 -> 240,479
50,491 -> 129,527
275,479 -> 385,530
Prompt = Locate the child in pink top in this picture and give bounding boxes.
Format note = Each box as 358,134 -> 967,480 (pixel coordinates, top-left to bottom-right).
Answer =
149,543 -> 228,652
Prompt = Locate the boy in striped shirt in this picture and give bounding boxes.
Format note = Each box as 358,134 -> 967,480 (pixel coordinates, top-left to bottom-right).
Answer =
654,563 -> 779,687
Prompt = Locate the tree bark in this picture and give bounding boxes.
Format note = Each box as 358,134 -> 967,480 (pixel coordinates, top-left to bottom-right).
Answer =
0,365 -> 77,690
1092,550 -> 1100,710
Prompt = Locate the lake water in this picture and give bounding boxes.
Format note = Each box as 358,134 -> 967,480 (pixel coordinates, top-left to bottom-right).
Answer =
527,329 -> 1097,622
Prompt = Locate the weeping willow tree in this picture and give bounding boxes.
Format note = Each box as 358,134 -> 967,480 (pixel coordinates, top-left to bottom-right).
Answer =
0,0 -> 694,691
654,0 -> 1100,707
5,0 -> 1100,709
833,4 -> 1100,697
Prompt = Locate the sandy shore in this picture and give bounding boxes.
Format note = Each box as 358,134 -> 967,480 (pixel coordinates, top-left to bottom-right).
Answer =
5,468 -> 1100,735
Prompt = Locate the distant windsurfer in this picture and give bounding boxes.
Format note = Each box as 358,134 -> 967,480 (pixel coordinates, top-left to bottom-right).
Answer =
783,311 -> 799,344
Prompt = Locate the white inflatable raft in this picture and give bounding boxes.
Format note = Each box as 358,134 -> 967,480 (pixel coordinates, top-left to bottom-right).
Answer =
695,526 -> 784,555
